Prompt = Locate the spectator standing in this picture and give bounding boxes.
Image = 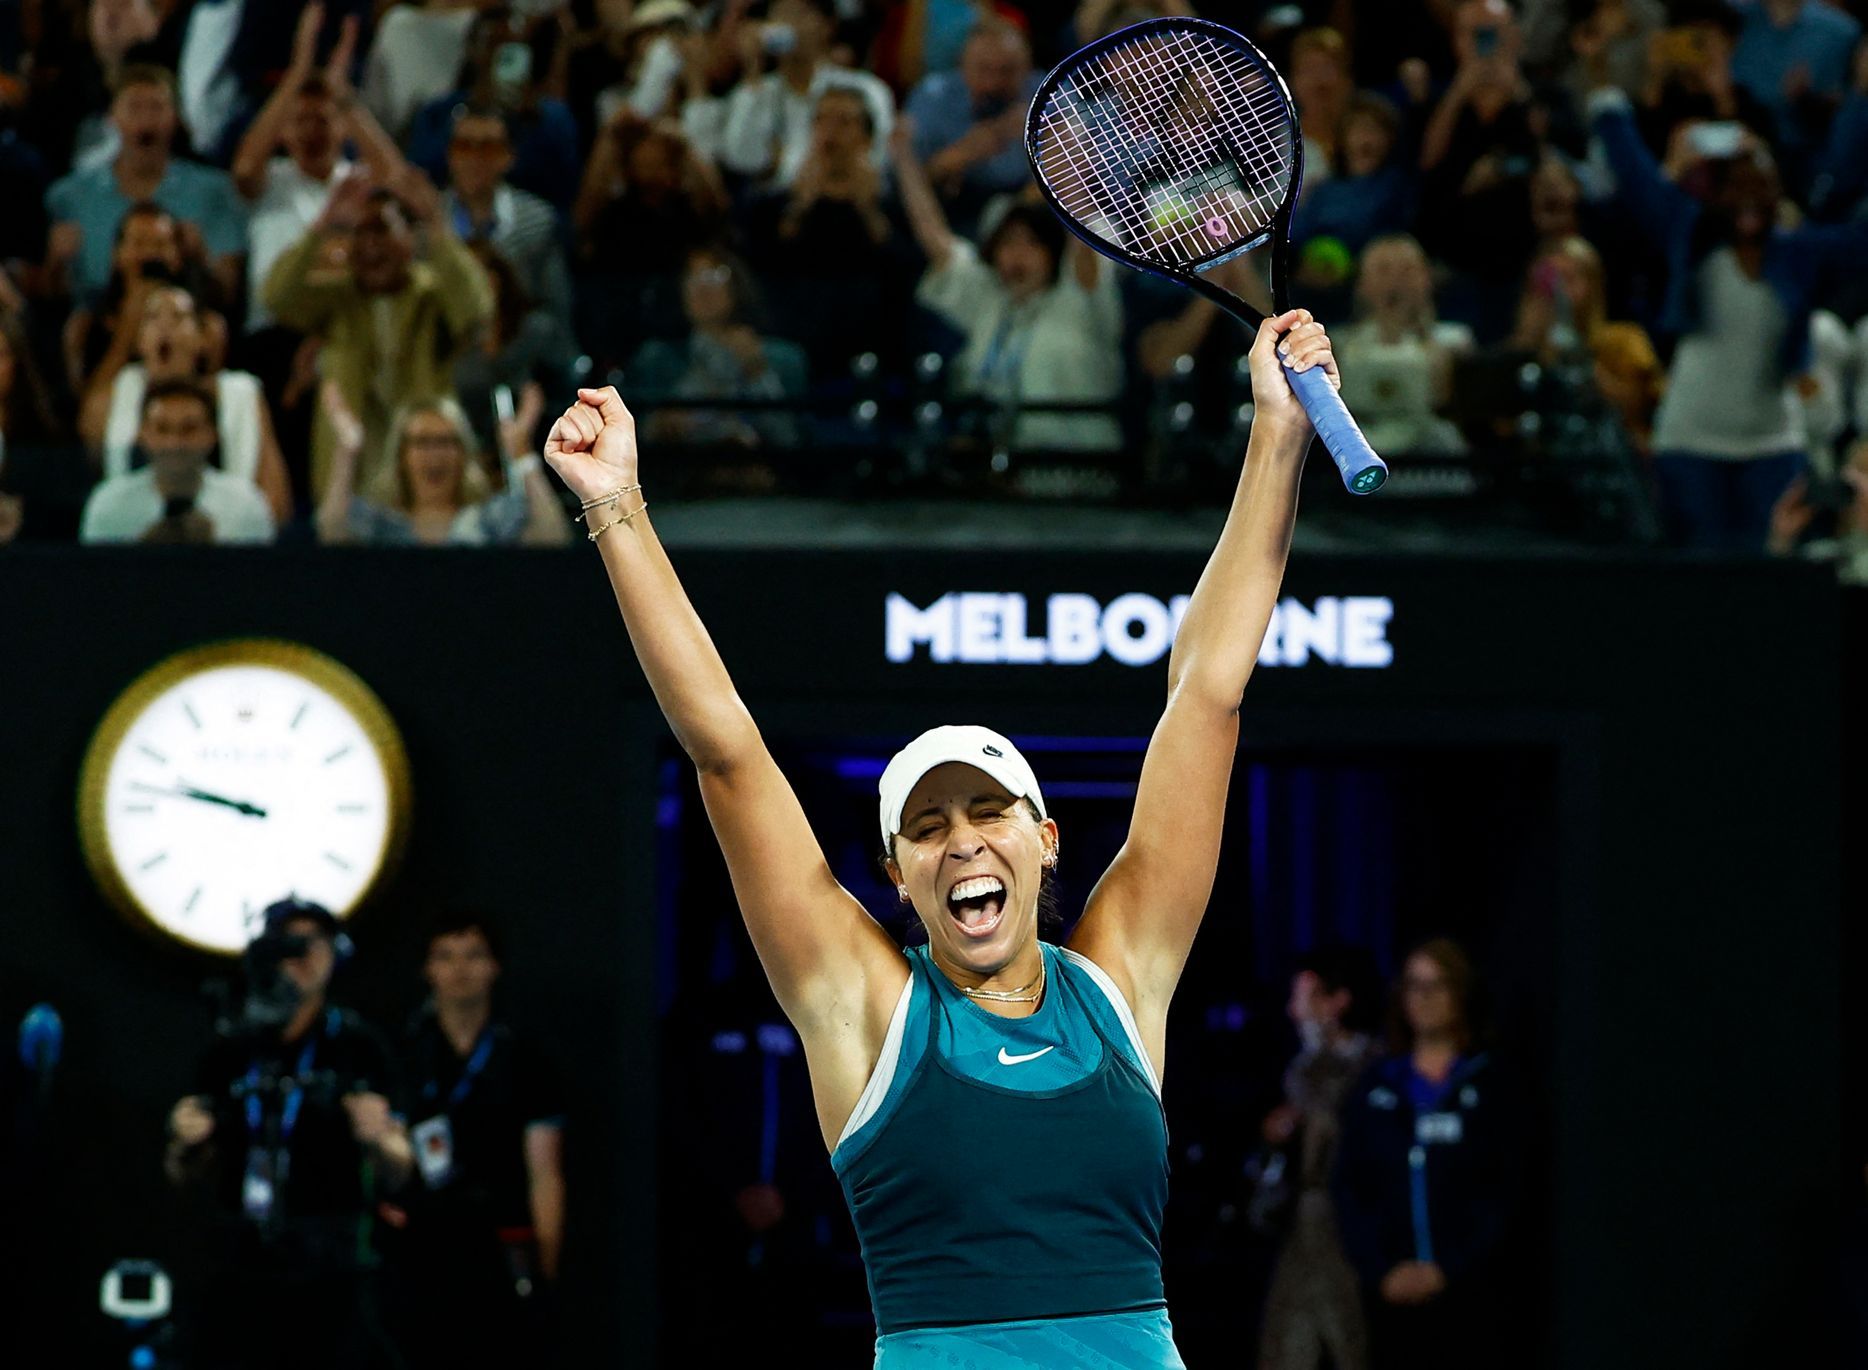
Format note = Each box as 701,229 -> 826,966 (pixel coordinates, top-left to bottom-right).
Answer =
175,0 -> 374,163
903,21 -> 1040,235
1624,2 -> 1773,158
1509,236 -> 1665,452
164,900 -> 410,1370
892,124 -> 1124,453
315,385 -> 568,547
1333,939 -> 1521,1370
80,282 -> 292,522
1292,93 -> 1418,258
746,86 -> 909,378
718,0 -> 894,190
263,172 -> 495,498
1591,86 -> 1868,549
404,8 -> 583,211
1255,948 -> 1380,1370
60,200 -> 226,399
361,0 -> 480,140
389,916 -> 566,1370
79,378 -> 273,544
1331,236 -> 1473,457
574,114 -> 733,362
45,64 -> 248,308
231,5 -> 405,335
1731,0 -> 1863,164
1416,0 -> 1543,324
441,106 -> 572,331
1287,28 -> 1355,183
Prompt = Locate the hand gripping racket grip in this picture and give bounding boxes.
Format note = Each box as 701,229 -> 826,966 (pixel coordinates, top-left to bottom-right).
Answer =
1287,363 -> 1387,495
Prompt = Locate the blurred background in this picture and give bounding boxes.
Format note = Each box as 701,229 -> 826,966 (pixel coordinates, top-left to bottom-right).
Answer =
0,0 -> 1862,1367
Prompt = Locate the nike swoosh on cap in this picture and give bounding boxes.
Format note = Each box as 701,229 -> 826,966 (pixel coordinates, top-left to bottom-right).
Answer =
997,1045 -> 1056,1066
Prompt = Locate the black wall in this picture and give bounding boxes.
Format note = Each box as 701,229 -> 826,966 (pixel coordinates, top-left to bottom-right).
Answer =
0,546 -> 1846,1369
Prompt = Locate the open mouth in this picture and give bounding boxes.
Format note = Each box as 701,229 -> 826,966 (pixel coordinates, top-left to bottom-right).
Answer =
946,874 -> 1006,939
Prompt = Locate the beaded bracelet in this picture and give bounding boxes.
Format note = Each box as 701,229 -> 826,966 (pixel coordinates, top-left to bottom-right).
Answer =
576,484 -> 643,520
587,501 -> 648,542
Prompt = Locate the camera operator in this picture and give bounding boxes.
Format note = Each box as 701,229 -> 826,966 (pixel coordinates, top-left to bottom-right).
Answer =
165,899 -> 410,1370
389,915 -> 565,1369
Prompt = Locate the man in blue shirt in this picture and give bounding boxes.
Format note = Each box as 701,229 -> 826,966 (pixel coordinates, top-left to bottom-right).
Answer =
1731,0 -> 1863,158
904,20 -> 1040,236
44,64 -> 247,308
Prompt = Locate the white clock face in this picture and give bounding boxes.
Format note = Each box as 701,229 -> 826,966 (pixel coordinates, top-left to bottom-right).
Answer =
83,649 -> 408,954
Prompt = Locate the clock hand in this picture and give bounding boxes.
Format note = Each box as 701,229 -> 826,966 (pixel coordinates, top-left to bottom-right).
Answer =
129,780 -> 269,819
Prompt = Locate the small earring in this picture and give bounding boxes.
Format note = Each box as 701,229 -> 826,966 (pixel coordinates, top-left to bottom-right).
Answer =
897,887 -> 912,903
1042,850 -> 1058,868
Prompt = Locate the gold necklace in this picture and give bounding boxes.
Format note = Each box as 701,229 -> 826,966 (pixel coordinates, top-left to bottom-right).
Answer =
958,951 -> 1047,1004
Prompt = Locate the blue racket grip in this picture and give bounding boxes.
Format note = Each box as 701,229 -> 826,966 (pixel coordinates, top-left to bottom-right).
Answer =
1286,362 -> 1387,495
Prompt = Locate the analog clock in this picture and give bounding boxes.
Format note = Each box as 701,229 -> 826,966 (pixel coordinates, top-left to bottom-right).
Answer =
78,639 -> 412,955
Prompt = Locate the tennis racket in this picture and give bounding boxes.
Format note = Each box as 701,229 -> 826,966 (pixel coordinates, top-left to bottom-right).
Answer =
1025,17 -> 1387,495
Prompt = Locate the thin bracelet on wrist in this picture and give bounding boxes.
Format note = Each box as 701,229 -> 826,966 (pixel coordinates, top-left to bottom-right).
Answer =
587,501 -> 648,542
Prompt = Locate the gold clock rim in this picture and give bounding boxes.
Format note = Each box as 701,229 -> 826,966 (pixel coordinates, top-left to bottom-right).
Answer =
76,637 -> 414,958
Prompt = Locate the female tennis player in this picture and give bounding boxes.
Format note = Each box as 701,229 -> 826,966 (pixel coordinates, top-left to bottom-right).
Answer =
543,309 -> 1338,1367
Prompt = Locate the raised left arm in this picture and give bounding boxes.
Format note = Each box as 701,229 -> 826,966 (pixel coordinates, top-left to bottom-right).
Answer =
1069,312 -> 1335,1070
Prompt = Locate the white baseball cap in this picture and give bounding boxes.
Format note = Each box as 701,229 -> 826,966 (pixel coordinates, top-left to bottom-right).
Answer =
878,725 -> 1047,847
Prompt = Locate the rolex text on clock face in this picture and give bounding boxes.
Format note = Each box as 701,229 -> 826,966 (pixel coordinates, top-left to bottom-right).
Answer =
98,663 -> 395,953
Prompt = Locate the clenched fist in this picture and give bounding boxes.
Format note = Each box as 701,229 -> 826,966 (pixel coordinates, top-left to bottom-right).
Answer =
543,386 -> 640,505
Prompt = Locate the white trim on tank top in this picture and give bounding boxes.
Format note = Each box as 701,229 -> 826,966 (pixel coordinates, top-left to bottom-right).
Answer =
832,944 -> 1161,1150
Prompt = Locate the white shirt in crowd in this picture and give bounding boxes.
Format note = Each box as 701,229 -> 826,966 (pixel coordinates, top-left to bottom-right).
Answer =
80,466 -> 275,545
916,238 -> 1124,453
178,0 -> 245,155
362,5 -> 477,138
719,66 -> 894,187
248,157 -> 358,331
102,366 -> 266,482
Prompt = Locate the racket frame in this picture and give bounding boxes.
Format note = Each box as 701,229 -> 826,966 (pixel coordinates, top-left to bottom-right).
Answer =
1024,16 -> 1388,495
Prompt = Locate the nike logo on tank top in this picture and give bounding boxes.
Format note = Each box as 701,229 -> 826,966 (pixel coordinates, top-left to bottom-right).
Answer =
832,944 -> 1169,1335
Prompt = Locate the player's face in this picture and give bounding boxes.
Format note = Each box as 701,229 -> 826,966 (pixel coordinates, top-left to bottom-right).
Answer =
425,930 -> 501,1004
891,763 -> 1055,977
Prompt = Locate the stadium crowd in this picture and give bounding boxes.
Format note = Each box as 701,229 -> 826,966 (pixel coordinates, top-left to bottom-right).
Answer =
0,0 -> 1862,558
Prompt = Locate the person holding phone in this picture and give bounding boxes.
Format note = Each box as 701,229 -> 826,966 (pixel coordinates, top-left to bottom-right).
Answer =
717,0 -> 894,190
1589,76 -> 1868,549
537,291 -> 1339,1366
78,378 -> 273,544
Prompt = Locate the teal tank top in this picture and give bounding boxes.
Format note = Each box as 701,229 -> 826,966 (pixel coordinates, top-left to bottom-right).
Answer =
831,942 -> 1171,1338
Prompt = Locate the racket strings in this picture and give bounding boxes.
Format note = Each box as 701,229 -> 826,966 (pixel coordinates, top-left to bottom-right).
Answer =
1034,28 -> 1296,270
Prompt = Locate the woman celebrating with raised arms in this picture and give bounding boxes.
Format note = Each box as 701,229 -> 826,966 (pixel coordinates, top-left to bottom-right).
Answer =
542,309 -> 1339,1368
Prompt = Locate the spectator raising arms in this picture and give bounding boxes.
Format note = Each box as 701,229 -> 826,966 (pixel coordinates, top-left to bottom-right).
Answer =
1591,86 -> 1868,549
903,20 -> 1039,235
719,0 -> 894,190
80,378 -> 274,545
232,4 -> 405,336
45,64 -> 247,309
315,383 -> 567,548
80,281 -> 292,522
891,121 -> 1123,454
264,171 -> 494,499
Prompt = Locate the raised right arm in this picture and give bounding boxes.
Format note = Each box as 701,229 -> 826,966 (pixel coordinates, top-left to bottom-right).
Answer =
542,388 -> 905,1037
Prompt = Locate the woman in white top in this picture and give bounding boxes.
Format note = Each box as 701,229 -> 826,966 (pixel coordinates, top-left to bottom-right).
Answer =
890,123 -> 1123,454
1330,235 -> 1472,457
79,283 -> 292,522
